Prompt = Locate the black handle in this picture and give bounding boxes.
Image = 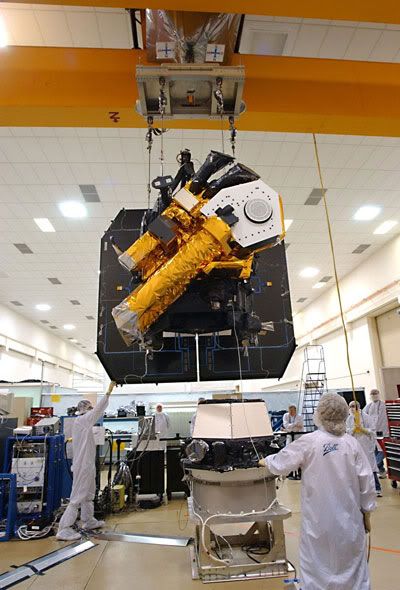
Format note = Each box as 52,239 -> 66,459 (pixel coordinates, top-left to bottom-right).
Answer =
203,163 -> 260,199
190,150 -> 234,195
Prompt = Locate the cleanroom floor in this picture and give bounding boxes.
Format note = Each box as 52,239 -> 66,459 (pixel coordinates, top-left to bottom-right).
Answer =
1,478 -> 399,590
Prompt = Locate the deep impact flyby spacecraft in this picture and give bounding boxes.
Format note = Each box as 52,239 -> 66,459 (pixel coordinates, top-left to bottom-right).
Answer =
97,149 -> 295,384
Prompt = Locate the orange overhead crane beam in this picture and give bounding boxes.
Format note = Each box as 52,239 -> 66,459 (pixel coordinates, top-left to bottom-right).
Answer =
14,0 -> 400,26
2,47 -> 400,136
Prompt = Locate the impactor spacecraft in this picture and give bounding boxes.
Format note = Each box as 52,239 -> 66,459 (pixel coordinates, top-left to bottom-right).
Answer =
97,149 -> 295,384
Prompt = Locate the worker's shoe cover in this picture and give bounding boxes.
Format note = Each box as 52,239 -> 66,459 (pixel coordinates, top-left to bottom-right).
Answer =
82,519 -> 105,531
56,527 -> 81,541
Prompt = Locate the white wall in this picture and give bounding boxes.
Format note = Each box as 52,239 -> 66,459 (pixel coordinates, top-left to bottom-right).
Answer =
263,234 -> 400,397
0,302 -> 103,387
376,307 -> 400,367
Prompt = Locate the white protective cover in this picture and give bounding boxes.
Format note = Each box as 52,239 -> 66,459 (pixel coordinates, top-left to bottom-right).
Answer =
192,401 -> 272,439
173,187 -> 199,212
265,429 -> 376,590
200,179 -> 283,248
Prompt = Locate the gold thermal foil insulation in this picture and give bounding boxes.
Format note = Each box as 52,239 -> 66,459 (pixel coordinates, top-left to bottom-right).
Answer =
123,218 -> 231,335
163,203 -> 194,228
122,198 -> 204,278
124,231 -> 163,271
203,254 -> 253,279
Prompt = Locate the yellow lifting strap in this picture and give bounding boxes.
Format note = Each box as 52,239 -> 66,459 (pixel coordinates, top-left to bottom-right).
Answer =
312,135 -> 362,432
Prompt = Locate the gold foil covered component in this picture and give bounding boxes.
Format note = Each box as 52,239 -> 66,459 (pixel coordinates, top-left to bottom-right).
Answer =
112,217 -> 231,344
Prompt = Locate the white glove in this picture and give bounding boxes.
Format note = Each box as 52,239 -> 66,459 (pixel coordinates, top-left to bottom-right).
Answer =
258,457 -> 273,476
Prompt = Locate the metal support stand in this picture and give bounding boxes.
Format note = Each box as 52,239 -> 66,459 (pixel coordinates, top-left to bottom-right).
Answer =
191,517 -> 295,583
187,469 -> 293,584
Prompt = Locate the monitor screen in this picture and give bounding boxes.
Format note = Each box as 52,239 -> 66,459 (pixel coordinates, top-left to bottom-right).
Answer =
337,389 -> 366,409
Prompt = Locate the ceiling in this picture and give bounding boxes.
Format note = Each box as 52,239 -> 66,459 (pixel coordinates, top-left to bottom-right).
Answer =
0,2 -> 400,62
0,3 -> 134,48
240,16 -> 400,62
0,6 -> 399,353
2,4 -> 400,63
0,126 -> 399,352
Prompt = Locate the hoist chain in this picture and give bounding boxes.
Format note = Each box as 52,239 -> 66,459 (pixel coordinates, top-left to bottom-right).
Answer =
145,115 -> 154,210
229,116 -> 237,157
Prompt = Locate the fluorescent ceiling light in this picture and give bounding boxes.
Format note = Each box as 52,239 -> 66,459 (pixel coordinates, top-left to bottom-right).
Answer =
0,17 -> 8,48
63,324 -> 76,331
312,282 -> 325,289
58,201 -> 87,219
35,303 -> 51,311
353,206 -> 381,221
70,339 -> 78,343
34,218 -> 55,233
299,267 -> 319,278
284,219 -> 293,231
373,220 -> 398,235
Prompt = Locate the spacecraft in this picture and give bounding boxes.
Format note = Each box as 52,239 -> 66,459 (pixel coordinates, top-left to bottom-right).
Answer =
97,148 -> 295,384
111,150 -> 285,348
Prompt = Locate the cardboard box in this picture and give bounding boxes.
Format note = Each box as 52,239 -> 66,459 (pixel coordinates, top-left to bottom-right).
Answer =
11,396 -> 33,427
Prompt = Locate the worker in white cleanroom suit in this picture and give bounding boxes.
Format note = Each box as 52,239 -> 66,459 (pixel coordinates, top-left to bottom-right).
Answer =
190,398 -> 206,436
57,382 -> 115,541
282,404 -> 304,479
364,388 -> 389,476
259,393 -> 376,590
346,401 -> 382,497
283,404 -> 304,440
154,403 -> 171,438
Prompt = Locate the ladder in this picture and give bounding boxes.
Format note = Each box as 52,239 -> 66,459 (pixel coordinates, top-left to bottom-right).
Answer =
298,345 -> 328,432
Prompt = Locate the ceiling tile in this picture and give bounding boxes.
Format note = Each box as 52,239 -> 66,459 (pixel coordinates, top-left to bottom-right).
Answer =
318,26 -> 355,59
50,163 -> 76,184
66,11 -> 101,47
1,7 -> 43,45
0,138 -> 29,162
108,163 -> 130,184
32,129 -> 57,137
17,137 -> 47,163
89,163 -> 112,184
80,138 -> 106,163
100,138 -> 125,162
31,163 -> 59,184
95,11 -> 132,49
369,30 -> 400,61
344,28 -> 382,60
35,10 -> 72,47
58,138 -> 85,163
37,138 -> 66,163
292,24 -> 328,57
0,163 -> 22,184
12,163 -> 40,185
70,163 -> 94,184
